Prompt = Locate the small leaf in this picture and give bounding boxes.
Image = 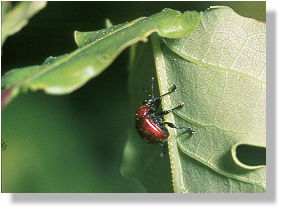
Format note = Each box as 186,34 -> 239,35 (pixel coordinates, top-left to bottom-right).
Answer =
1,1 -> 47,45
2,8 -> 200,108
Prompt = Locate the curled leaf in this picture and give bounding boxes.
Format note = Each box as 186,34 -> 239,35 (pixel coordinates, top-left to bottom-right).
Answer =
231,143 -> 266,170
2,8 -> 200,108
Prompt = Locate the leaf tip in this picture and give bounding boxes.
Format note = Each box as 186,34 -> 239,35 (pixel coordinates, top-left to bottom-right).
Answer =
105,18 -> 113,28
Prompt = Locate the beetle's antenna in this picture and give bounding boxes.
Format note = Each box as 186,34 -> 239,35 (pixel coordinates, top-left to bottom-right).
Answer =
151,77 -> 155,98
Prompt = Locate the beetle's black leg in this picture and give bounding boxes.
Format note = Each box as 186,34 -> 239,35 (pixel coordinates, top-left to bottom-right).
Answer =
145,78 -> 177,109
149,84 -> 178,109
150,75 -> 177,99
155,84 -> 177,104
161,84 -> 177,97
164,122 -> 195,133
150,77 -> 177,99
157,102 -> 184,116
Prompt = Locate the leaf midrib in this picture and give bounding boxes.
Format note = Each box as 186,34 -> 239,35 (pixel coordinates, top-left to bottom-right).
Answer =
74,17 -> 146,48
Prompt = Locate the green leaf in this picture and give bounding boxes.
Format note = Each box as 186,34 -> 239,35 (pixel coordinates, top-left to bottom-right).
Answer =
1,8 -> 200,108
121,6 -> 266,193
1,1 -> 47,45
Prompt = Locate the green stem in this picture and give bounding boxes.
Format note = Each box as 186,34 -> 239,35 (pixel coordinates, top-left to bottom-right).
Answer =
151,34 -> 185,193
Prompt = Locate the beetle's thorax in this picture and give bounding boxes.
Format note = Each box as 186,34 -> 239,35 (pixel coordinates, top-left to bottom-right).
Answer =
135,105 -> 151,118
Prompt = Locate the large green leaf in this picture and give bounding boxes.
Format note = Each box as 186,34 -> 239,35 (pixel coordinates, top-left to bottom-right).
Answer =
1,8 -> 200,108
121,6 -> 266,193
1,1 -> 47,45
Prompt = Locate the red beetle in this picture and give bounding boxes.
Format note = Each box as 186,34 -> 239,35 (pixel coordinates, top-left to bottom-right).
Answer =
135,77 -> 194,154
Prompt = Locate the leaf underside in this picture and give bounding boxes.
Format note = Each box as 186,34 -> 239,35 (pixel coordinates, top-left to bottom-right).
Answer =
121,6 -> 266,193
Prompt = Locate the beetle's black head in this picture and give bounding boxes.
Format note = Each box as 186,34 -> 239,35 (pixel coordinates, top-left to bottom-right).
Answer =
142,96 -> 161,113
142,96 -> 159,105
141,77 -> 177,112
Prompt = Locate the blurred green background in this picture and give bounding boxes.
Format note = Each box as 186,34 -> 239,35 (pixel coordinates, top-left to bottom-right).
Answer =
1,1 -> 265,193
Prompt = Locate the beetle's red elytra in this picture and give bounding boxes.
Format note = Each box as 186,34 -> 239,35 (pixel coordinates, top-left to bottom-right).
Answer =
136,105 -> 169,143
135,77 -> 195,147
